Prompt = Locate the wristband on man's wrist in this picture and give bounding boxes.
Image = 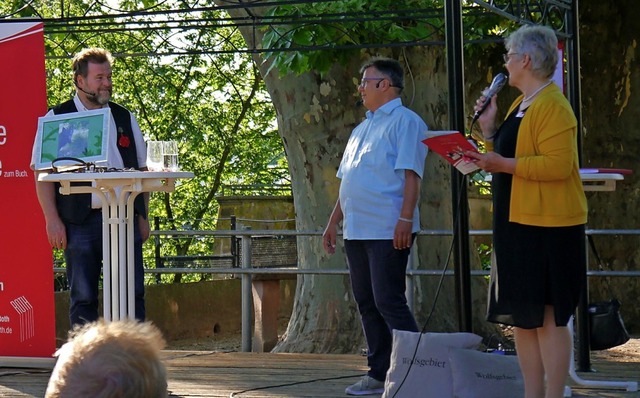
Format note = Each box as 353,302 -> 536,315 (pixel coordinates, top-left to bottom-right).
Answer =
398,217 -> 413,223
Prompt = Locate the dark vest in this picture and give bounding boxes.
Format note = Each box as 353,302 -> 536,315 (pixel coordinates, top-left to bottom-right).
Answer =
52,100 -> 147,224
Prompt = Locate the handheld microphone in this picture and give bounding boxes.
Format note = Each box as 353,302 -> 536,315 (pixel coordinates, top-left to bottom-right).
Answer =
471,73 -> 508,124
355,99 -> 363,107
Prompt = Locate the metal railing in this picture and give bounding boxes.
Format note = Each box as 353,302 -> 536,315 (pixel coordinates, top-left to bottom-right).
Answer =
53,228 -> 640,362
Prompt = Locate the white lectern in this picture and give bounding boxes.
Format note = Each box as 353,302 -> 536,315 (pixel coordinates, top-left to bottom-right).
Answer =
39,171 -> 193,321
566,171 -> 637,395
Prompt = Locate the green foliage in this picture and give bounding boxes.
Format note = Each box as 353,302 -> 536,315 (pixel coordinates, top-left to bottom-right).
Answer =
476,242 -> 492,271
1,0 -> 518,284
261,0 -> 443,76
476,242 -> 492,282
2,0 -> 288,282
259,1 -> 514,76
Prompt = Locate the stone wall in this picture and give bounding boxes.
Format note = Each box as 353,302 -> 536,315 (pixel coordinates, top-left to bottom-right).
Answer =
213,195 -> 296,256
54,279 -> 296,346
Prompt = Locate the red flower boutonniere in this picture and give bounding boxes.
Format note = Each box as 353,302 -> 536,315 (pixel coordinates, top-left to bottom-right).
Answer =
117,127 -> 130,148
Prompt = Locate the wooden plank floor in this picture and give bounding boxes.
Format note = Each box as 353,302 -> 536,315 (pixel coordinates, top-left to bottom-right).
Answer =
0,351 -> 638,397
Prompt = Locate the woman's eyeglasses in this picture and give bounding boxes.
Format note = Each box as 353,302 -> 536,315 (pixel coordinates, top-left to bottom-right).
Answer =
503,53 -> 521,63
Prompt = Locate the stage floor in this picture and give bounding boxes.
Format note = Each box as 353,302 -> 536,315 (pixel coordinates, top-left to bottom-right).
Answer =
0,350 -> 638,397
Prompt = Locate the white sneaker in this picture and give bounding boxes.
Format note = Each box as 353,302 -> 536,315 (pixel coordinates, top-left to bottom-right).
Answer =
345,375 -> 385,396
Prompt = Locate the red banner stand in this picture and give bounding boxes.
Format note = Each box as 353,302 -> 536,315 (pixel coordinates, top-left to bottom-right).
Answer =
0,21 -> 56,368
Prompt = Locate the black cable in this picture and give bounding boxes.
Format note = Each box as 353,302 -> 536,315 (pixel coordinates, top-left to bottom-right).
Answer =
226,170 -> 471,398
390,171 -> 470,398
228,373 -> 364,397
50,157 -> 137,174
469,118 -> 478,136
51,157 -> 88,173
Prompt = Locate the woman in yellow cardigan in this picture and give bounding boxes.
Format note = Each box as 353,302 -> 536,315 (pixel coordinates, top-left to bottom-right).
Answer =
466,25 -> 587,398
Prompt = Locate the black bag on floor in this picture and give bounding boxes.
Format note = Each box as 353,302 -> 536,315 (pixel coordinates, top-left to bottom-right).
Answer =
588,299 -> 630,351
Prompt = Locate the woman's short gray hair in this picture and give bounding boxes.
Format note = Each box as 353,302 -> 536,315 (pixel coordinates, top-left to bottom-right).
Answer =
506,25 -> 558,79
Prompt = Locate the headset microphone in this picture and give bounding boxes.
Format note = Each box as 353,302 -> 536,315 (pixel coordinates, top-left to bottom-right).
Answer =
79,86 -> 97,97
74,80 -> 96,97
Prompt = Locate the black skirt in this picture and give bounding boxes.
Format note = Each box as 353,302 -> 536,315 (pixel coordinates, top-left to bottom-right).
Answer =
486,106 -> 586,329
487,222 -> 586,329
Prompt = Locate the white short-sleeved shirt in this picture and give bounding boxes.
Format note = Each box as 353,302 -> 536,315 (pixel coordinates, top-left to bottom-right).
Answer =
337,98 -> 428,240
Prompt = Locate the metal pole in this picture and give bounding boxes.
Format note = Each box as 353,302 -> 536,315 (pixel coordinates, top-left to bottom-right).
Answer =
240,233 -> 253,352
445,0 -> 473,332
231,215 -> 237,268
566,0 -> 591,372
577,233 -> 591,371
154,216 -> 162,284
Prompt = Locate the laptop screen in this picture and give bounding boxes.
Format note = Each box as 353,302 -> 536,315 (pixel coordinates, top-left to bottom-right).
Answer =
32,107 -> 111,170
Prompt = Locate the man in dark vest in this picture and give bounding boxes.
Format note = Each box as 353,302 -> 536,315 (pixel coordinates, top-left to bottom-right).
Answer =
31,47 -> 149,327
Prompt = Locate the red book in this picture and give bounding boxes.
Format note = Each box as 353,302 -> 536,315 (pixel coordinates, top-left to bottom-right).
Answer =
422,131 -> 480,175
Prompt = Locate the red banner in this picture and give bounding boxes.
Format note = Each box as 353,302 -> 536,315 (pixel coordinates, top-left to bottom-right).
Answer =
0,21 -> 55,361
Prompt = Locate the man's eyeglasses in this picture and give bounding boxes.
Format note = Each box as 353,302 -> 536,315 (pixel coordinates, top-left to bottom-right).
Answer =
359,77 -> 386,88
503,53 -> 521,63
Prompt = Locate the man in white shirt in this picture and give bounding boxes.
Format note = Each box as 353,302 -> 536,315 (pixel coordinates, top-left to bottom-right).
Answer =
323,57 -> 428,396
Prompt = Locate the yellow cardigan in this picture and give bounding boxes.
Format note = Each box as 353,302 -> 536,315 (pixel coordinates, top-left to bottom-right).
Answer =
487,84 -> 587,227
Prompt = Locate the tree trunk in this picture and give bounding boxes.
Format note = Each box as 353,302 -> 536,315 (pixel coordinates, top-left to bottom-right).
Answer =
221,5 -> 505,352
579,0 -> 640,331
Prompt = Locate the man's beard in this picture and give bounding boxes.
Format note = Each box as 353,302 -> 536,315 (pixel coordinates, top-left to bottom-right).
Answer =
87,89 -> 111,106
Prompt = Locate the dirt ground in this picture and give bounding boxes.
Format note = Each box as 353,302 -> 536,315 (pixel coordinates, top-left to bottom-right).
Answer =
590,335 -> 640,363
166,332 -> 640,363
166,333 -> 243,352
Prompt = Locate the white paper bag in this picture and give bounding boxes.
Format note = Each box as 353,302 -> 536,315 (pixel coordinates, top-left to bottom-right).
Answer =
382,330 -> 482,398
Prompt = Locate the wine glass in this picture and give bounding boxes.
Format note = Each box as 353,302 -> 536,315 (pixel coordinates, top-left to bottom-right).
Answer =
162,140 -> 179,172
146,141 -> 163,171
